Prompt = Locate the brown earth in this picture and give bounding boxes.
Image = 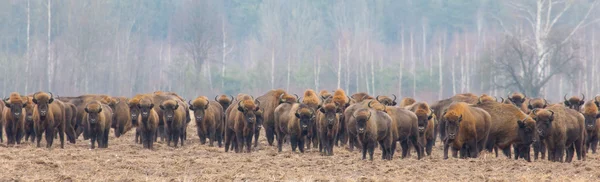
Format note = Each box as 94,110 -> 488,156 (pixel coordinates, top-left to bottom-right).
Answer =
1,121 -> 599,182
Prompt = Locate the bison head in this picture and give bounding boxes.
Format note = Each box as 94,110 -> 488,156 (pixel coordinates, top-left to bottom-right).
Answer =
255,109 -> 264,132
215,95 -> 233,111
444,113 -> 461,140
507,92 -> 527,108
160,100 -> 179,124
238,99 -> 260,124
189,98 -> 209,122
295,105 -> 316,134
127,99 -> 141,124
376,94 -> 397,106
3,95 -> 28,119
137,99 -> 154,122
527,98 -> 548,111
531,109 -> 554,138
319,103 -> 339,129
416,108 -> 434,134
84,102 -> 103,124
564,94 -> 585,111
32,92 -> 54,119
517,117 -> 536,145
353,109 -> 371,134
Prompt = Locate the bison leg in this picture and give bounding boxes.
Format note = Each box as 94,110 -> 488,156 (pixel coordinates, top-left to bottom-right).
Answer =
265,126 -> 275,146
411,135 -> 423,160
426,138 -> 434,156
591,136 -> 598,154
253,128 -> 260,149
35,128 -> 43,148
443,140 -> 450,160
209,126 -> 216,147
0,123 -> 3,143
290,135 -> 298,153
245,134 -> 252,153
90,131 -> 97,149
361,142 -> 368,160
172,127 -> 180,148
566,145 -> 575,162
224,129 -> 233,152
468,140 -> 479,158
103,127 -> 109,148
235,131 -> 243,153
65,120 -> 76,144
298,137 -> 305,153
277,132 -> 284,152
501,147 -> 511,159
5,122 -> 14,145
368,143 -> 375,161
575,138 -> 584,161
58,123 -> 65,149
400,140 -> 409,159
45,126 -> 54,148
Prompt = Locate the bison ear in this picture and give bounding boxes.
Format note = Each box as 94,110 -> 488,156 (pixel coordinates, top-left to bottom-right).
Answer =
48,97 -> 54,104
579,100 -> 585,106
32,98 -> 38,104
189,105 -> 196,110
203,104 -> 208,110
427,115 -> 433,120
345,103 -> 350,107
527,105 -> 534,110
159,105 -> 165,110
98,107 -> 102,113
255,106 -> 260,111
237,106 -> 244,112
319,107 -> 326,113
564,100 -> 571,106
392,102 -> 397,106
84,108 -> 90,113
295,112 -> 301,118
174,104 -> 179,110
149,103 -> 154,108
596,113 -> 600,119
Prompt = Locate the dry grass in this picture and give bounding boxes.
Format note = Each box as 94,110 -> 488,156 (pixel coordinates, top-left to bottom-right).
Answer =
1,122 -> 599,181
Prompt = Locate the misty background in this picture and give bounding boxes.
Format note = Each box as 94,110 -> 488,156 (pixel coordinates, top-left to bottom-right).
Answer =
0,0 -> 599,103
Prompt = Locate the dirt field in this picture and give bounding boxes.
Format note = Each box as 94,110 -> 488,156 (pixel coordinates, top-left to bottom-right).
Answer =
1,122 -> 599,182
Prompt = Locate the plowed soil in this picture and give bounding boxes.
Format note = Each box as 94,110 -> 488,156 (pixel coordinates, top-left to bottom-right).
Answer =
1,122 -> 598,181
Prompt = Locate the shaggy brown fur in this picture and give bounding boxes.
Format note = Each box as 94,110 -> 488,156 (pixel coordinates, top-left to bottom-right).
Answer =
274,103 -> 316,153
32,92 -> 70,149
137,97 -> 159,149
302,89 -> 320,149
332,89 -> 350,146
160,99 -> 187,147
564,94 -> 585,111
191,96 -> 224,147
58,94 -> 112,139
582,101 -> 600,154
527,98 -> 549,111
386,106 -> 421,159
83,101 -> 112,149
215,95 -> 234,112
110,97 -> 132,138
399,98 -> 416,107
474,101 -> 537,161
431,93 -> 479,145
478,94 -> 497,104
225,94 -> 260,153
317,102 -> 340,156
376,95 -> 398,106
406,102 -> 436,156
23,96 -> 36,143
256,89 -> 287,146
3,93 -> 27,145
353,108 -> 394,160
351,92 -> 374,103
530,105 -> 586,162
507,92 -> 529,113
319,90 -> 332,100
442,102 -> 492,159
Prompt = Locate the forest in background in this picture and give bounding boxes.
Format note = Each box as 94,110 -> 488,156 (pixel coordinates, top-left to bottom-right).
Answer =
0,0 -> 599,103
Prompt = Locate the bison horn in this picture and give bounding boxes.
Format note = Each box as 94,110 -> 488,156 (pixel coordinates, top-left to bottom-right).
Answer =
255,99 -> 260,107
564,94 -> 568,102
215,95 -> 219,102
543,99 -> 549,107
115,98 -> 121,105
376,95 -> 381,101
581,94 -> 585,102
392,94 -> 397,102
368,100 -> 374,108
279,93 -> 285,100
500,97 -> 505,103
522,93 -> 526,99
33,92 -> 38,100
531,108 -> 538,115
549,110 -> 555,118
507,92 -> 512,100
238,99 -> 243,108
347,96 -> 352,102
494,96 -> 498,102
250,95 -> 255,100
49,92 -> 54,99
367,112 -> 372,120
188,100 -> 193,107
294,94 -> 299,101
528,99 -> 532,108
478,97 -> 482,104
230,95 -> 235,102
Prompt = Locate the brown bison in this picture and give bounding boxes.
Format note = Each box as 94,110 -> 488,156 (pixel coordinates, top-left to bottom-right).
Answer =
376,95 -> 398,106
405,102 -> 436,156
319,90 -> 332,100
160,99 -> 187,147
225,95 -> 260,153
442,102 -> 492,159
474,101 -> 537,161
274,102 -> 317,153
137,97 -> 160,149
215,95 -> 234,112
256,89 -> 287,146
57,94 -> 112,139
353,108 -> 394,160
83,101 -> 112,149
3,93 -> 27,145
279,93 -> 299,104
32,92 -> 71,148
431,93 -> 479,145
0,99 -> 4,142
527,98 -> 549,111
582,101 -> 600,154
351,92 -> 374,103
564,94 -> 585,111
317,99 -> 340,156
385,105 -> 422,159
190,96 -> 224,147
594,96 -> 600,108
507,92 -> 529,113
530,105 -> 586,162
107,97 -> 132,138
302,89 -> 321,150
399,97 -> 416,107
332,89 -> 350,146
23,96 -> 36,143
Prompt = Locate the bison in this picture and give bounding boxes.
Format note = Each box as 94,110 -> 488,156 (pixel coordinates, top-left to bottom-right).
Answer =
302,89 -> 321,150
431,93 -> 479,146
385,105 -> 422,159
319,90 -> 332,100
225,95 -> 260,153
353,108 -> 394,160
376,95 -> 398,106
317,99 -> 340,156
405,102 -> 436,156
83,101 -> 112,149
32,92 -> 70,149
351,92 -> 374,103
506,92 -> 529,113
474,100 -> 537,162
160,99 -> 187,147
442,102 -> 492,159
582,101 -> 600,154
137,97 -> 159,149
399,98 -> 416,108
530,105 -> 585,162
564,94 -> 585,111
23,96 -> 36,143
332,89 -> 350,146
274,102 -> 317,153
190,96 -> 224,147
215,95 -> 234,112
2,93 -> 27,145
256,89 -> 287,146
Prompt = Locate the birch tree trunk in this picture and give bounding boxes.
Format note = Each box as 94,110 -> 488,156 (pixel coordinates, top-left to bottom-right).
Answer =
25,0 -> 30,94
410,30 -> 416,97
438,34 -> 444,100
337,39 -> 342,89
47,0 -> 53,91
592,30 -> 596,94
399,31 -> 405,97
271,48 -> 275,89
286,56 -> 291,91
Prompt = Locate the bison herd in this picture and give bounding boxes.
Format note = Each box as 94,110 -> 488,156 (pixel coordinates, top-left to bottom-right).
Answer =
0,90 -> 596,163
